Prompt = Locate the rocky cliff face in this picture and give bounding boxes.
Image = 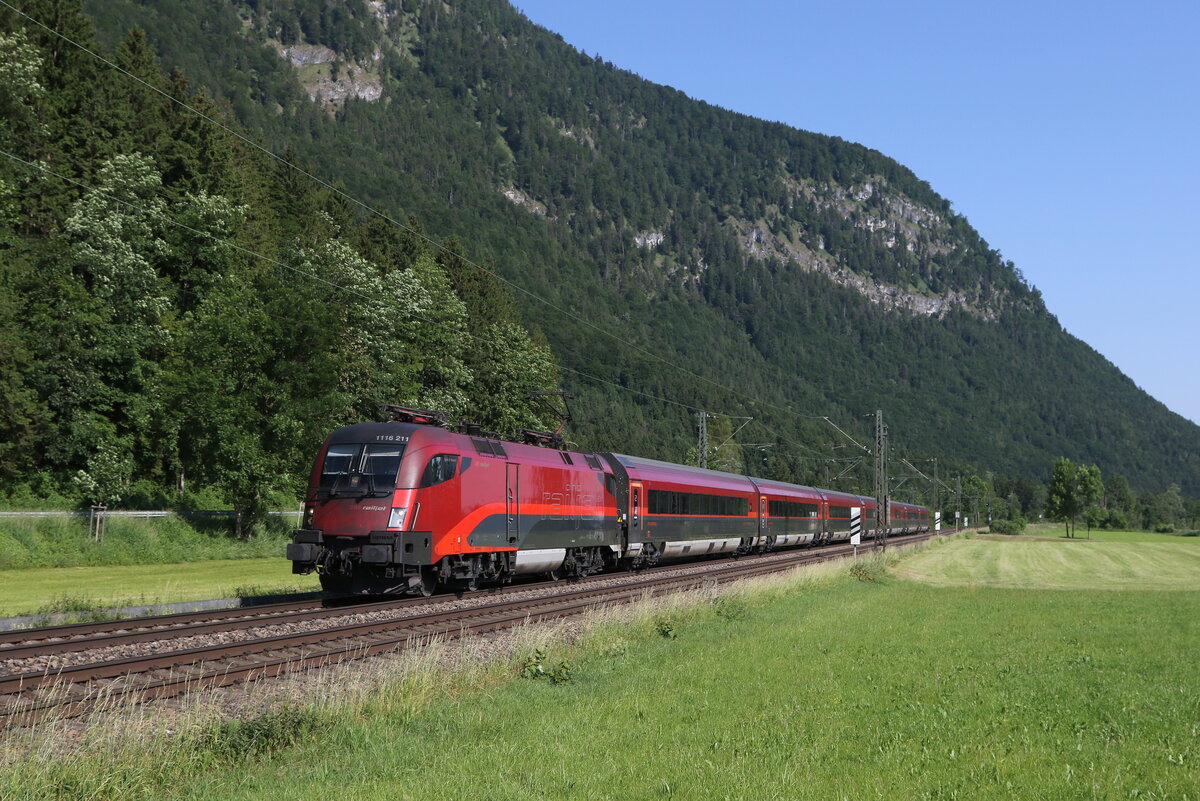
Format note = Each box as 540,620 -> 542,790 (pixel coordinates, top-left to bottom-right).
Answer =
278,43 -> 383,107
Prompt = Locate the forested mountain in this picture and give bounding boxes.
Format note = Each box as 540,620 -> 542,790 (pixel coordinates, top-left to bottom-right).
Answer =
3,0 -> 1198,508
0,1 -> 559,517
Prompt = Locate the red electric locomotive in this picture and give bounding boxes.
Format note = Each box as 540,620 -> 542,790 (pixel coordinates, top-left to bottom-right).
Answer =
287,408 -> 930,595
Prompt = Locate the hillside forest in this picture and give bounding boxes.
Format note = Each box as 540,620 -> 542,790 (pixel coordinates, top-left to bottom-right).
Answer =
0,0 -> 1197,530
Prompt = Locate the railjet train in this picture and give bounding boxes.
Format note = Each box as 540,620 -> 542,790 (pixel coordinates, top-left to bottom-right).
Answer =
288,408 -> 930,595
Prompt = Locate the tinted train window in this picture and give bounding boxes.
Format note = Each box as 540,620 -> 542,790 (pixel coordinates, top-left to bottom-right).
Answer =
321,443 -> 405,489
648,490 -> 748,517
321,444 -> 358,486
363,445 -> 404,487
769,500 -> 820,518
829,505 -> 854,519
420,454 -> 459,488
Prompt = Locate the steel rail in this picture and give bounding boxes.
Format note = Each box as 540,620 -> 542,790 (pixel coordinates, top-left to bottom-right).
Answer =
0,532 -> 918,651
1,531 -> 951,728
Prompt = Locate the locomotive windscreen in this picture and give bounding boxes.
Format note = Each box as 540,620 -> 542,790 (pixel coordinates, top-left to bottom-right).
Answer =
320,443 -> 406,492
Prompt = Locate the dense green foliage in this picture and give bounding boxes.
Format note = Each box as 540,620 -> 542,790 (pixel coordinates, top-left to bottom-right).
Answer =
3,0 -> 1199,518
1038,457 -> 1193,536
66,0 -> 1200,500
0,2 -> 558,516
987,517 -> 1026,535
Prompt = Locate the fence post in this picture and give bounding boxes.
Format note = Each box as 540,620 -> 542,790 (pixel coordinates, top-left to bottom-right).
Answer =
89,505 -> 107,542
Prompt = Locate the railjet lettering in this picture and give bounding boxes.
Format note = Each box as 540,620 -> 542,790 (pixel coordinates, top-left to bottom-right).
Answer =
543,483 -> 599,521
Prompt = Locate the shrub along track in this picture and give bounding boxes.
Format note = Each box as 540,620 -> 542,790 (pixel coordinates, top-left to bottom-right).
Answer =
0,532 -> 940,728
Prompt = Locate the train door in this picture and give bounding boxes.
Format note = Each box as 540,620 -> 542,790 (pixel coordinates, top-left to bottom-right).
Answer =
629,482 -> 643,539
506,463 -> 520,545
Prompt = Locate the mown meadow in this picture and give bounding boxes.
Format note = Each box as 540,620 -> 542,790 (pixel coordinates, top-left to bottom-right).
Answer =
3,535 -> 1197,800
0,515 -> 311,618
0,558 -> 318,618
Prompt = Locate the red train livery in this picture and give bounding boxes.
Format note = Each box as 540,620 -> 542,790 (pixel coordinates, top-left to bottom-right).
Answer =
287,417 -> 930,595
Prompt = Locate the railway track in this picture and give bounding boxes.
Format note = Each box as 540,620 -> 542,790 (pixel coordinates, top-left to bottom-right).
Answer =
1,531 -> 941,728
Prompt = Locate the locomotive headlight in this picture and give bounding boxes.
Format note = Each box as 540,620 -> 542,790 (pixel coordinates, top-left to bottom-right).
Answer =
387,507 -> 408,530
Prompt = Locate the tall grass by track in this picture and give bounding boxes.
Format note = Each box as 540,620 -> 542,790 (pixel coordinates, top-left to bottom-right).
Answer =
0,515 -> 294,570
3,536 -> 1198,800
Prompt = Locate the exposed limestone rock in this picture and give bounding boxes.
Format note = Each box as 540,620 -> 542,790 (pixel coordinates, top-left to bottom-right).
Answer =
502,186 -> 548,216
634,231 -> 664,249
276,45 -> 384,108
728,218 -> 998,322
305,66 -> 383,106
281,44 -> 336,66
367,1 -> 393,22
557,124 -> 597,150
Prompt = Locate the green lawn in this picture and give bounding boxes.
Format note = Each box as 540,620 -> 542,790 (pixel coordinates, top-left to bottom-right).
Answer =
898,536 -> 1200,591
1017,523 -> 1197,543
8,538 -> 1197,800
0,558 -> 319,617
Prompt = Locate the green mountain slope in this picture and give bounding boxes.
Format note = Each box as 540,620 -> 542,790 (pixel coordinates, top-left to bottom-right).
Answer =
78,0 -> 1200,495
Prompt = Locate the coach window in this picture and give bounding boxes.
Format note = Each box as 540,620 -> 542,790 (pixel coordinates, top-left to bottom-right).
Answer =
420,454 -> 459,488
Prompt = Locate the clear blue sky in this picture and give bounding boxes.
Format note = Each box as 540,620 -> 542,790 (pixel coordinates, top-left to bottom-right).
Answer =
512,0 -> 1200,425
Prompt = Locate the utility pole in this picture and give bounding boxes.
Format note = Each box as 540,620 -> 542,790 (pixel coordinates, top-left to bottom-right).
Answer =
697,411 -> 708,469
956,475 -> 963,531
933,458 -> 939,519
873,409 -> 888,547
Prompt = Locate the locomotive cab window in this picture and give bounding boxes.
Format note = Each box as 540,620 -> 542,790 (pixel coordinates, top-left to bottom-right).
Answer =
420,454 -> 459,488
320,445 -> 358,485
320,443 -> 406,491
362,445 -> 404,488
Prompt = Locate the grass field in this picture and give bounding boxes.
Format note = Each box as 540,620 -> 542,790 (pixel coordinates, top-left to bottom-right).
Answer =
1017,523 -> 1198,543
4,535 -> 1197,800
898,536 -> 1200,591
0,558 -> 319,617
